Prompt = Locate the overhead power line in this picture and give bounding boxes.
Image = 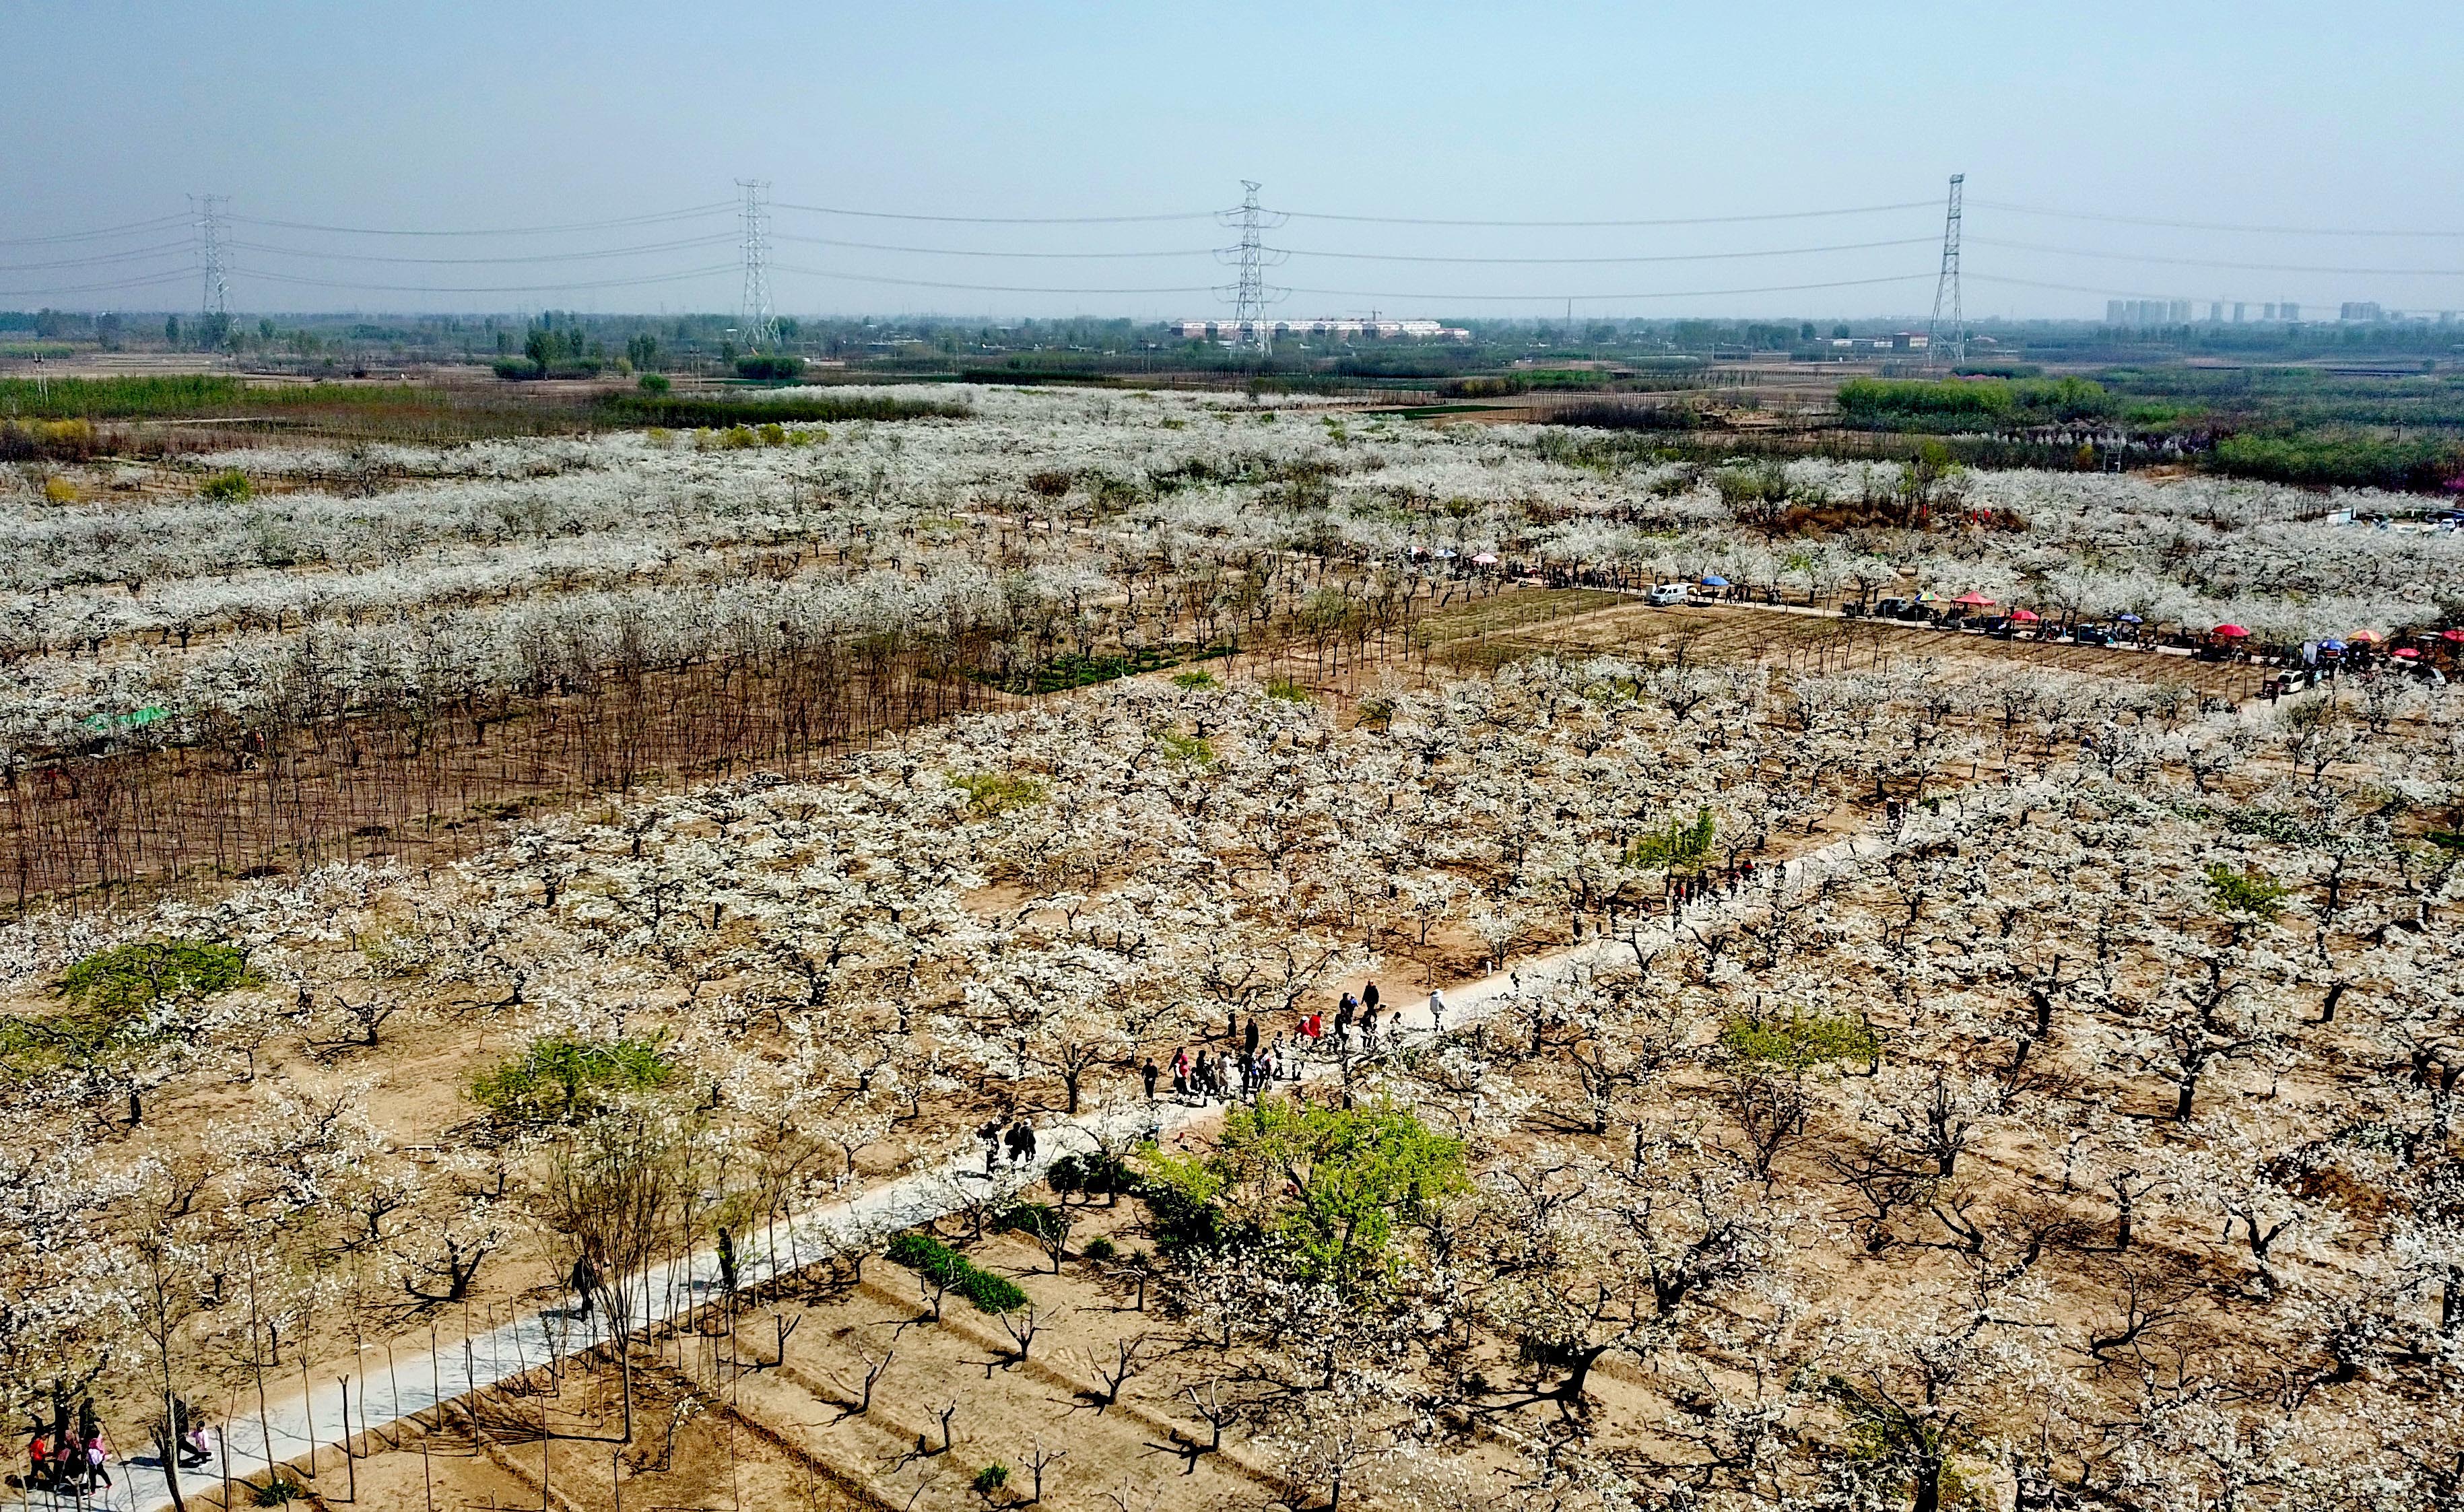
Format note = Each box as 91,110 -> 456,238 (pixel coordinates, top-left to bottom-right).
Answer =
1966,273 -> 2333,304
775,203 -> 1219,225
1273,235 -> 1937,265
0,242 -> 198,272
227,233 -> 740,266
1972,199 -> 2464,239
0,214 -> 189,248
230,264 -> 739,295
1276,273 -> 1936,303
0,269 -> 201,300
1967,237 -> 2464,277
226,203 -> 737,237
1276,201 -> 1935,228
771,263 -> 1214,296
773,233 -> 1216,259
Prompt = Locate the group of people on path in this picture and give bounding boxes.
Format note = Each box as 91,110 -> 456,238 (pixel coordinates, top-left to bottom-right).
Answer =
1669,858 -> 1762,911
1145,981 -> 1455,1108
975,1116 -> 1039,1173
22,1395 -> 218,1502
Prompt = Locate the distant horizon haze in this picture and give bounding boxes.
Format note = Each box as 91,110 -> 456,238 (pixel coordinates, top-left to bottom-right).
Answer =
8,0 -> 2463,321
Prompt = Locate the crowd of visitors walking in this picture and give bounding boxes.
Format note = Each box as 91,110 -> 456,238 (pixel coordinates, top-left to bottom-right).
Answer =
13,1390 -> 179,1504
1145,979 -> 1462,1108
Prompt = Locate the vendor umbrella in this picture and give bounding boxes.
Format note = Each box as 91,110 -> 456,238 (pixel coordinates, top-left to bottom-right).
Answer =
2444,629 -> 2464,642
2319,639 -> 2347,652
2009,608 -> 2041,623
1700,574 -> 1729,586
2350,629 -> 2384,644
2394,647 -> 2422,659
2213,624 -> 2252,639
1471,551 -> 1500,565
2116,613 -> 2143,624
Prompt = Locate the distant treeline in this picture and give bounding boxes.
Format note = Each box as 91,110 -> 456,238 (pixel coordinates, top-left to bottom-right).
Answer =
595,392 -> 971,427
2210,432 -> 2463,491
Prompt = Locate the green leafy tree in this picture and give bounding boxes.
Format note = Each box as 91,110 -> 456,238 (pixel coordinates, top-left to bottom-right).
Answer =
12,940 -> 259,1124
2205,862 -> 2292,921
1140,1097 -> 1468,1290
470,1034 -> 673,1126
56,939 -> 254,1019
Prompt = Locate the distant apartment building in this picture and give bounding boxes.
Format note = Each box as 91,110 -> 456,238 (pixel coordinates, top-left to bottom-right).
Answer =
2105,298 -> 2185,326
2232,302 -> 2246,322
2340,302 -> 2385,322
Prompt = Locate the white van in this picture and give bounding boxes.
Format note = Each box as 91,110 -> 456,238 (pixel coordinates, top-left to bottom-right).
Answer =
1646,583 -> 1690,607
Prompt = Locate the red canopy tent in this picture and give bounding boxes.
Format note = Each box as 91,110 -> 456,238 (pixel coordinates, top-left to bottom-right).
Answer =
1952,591 -> 1996,607
2213,624 -> 2251,639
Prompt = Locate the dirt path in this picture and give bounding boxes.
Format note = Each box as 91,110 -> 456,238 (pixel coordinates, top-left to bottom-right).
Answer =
103,773 -> 2058,1512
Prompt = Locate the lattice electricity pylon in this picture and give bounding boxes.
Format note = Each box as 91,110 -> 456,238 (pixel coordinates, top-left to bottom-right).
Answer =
191,193 -> 229,317
1927,174 -> 1964,368
737,178 -> 779,351
1213,180 -> 1288,357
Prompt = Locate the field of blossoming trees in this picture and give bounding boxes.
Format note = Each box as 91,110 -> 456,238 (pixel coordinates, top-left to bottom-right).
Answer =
3,384 -> 2463,1512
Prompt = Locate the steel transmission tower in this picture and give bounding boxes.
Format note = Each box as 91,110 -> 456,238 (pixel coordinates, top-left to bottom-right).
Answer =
1214,181 -> 1287,357
1927,174 -> 1964,368
191,194 -> 228,317
737,178 -> 779,351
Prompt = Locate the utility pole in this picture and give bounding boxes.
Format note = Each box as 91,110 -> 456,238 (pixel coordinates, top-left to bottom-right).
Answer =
1215,180 -> 1287,360
736,179 -> 778,351
1927,173 -> 1964,369
191,193 -> 228,318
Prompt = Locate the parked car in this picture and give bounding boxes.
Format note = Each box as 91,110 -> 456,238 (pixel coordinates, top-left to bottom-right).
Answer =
1646,582 -> 1690,607
2071,625 -> 2112,647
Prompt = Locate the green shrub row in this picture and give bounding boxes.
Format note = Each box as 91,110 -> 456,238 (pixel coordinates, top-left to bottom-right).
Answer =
1836,376 -> 2116,426
884,1231 -> 1030,1312
0,374 -> 246,418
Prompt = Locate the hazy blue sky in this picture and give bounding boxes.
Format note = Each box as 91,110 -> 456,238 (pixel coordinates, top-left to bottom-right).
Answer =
9,0 -> 2464,321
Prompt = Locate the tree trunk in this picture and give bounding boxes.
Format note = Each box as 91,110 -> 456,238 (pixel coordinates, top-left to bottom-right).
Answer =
157,1381 -> 187,1512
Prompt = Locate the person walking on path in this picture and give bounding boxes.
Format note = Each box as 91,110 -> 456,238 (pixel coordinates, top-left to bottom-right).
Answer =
1429,987 -> 1447,1031
1004,1119 -> 1037,1165
1243,1017 -> 1259,1057
569,1255 -> 601,1321
1363,982 -> 1380,1016
82,1431 -> 110,1494
1141,1058 -> 1160,1101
